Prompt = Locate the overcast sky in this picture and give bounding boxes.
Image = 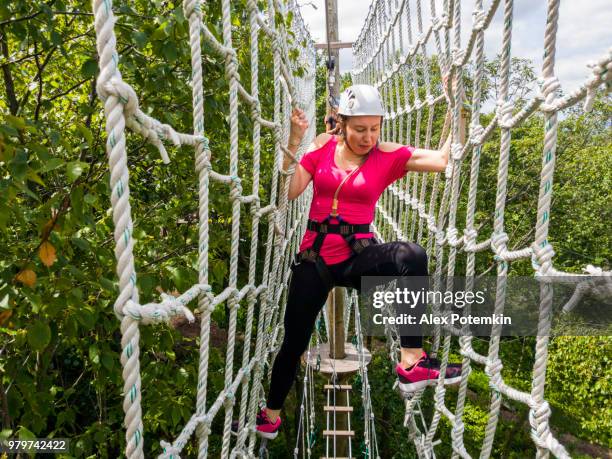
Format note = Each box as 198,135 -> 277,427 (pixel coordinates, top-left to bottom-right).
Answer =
298,0 -> 611,95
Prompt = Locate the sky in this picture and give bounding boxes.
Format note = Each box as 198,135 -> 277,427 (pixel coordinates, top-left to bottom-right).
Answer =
297,0 -> 611,95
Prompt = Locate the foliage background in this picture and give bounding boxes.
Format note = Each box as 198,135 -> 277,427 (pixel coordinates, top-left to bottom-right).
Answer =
0,0 -> 610,457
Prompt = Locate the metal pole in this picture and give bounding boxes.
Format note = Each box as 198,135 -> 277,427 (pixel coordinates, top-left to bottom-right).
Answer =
324,0 -> 340,111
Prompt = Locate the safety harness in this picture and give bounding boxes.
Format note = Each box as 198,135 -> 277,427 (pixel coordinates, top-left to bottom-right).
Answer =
295,155 -> 379,289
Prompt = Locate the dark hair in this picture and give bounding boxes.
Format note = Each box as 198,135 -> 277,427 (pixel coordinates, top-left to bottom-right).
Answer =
336,114 -> 349,138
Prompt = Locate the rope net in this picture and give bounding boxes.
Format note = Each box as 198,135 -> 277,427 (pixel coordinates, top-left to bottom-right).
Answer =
353,0 -> 610,458
92,0 -> 611,456
93,0 -> 316,457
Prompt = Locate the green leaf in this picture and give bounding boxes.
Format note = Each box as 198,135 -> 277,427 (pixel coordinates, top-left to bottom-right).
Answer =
27,320 -> 51,351
37,158 -> 64,173
26,169 -> 46,187
75,307 -> 96,329
100,351 -> 115,371
84,193 -> 97,205
88,344 -> 100,365
9,150 -> 28,181
76,123 -> 94,146
138,274 -> 155,297
166,266 -> 194,291
132,31 -> 148,49
99,277 -> 116,292
0,429 -> 13,441
150,21 -> 169,40
17,425 -> 36,441
50,30 -> 62,46
71,237 -> 90,251
80,59 -> 98,78
162,42 -> 178,62
5,115 -> 26,129
66,161 -> 88,182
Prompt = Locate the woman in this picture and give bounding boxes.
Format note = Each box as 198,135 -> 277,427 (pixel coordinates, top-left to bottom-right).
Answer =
254,84 -> 465,439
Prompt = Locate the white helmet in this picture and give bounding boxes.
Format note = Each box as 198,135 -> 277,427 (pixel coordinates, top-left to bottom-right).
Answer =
337,84 -> 385,117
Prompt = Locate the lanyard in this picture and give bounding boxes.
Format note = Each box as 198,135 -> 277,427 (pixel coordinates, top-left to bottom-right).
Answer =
330,157 -> 367,218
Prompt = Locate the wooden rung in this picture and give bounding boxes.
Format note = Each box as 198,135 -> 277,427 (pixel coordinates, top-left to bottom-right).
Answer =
324,384 -> 352,390
324,405 -> 353,412
322,429 -> 355,437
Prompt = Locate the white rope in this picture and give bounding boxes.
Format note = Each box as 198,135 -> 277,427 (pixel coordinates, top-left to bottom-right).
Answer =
353,0 -> 611,458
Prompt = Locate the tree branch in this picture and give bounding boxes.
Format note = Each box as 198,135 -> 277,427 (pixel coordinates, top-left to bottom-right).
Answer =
17,45 -> 57,116
45,77 -> 91,103
0,25 -> 19,115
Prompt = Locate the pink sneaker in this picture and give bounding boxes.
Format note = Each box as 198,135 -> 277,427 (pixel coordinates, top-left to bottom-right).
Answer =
255,409 -> 281,439
396,352 -> 462,392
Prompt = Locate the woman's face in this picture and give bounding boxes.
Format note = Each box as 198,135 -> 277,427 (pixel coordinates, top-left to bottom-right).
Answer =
345,116 -> 381,155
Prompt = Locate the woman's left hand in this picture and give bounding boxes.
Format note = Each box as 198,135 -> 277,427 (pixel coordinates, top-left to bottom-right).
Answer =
289,107 -> 309,145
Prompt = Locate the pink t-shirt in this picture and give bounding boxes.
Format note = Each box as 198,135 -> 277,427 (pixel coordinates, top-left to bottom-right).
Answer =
298,135 -> 414,264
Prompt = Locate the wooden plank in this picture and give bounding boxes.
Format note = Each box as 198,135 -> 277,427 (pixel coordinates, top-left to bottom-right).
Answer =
314,42 -> 354,50
324,405 -> 353,412
324,384 -> 352,390
322,429 -> 355,437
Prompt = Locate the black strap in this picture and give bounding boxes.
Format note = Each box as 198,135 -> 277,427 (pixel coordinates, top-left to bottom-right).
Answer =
344,234 -> 379,254
307,219 -> 372,235
296,217 -> 379,290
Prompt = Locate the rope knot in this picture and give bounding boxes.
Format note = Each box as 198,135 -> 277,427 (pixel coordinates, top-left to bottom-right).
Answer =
225,50 -> 239,80
159,440 -> 181,459
431,15 -> 441,30
485,357 -> 503,391
463,228 -> 478,249
440,13 -> 450,29
223,391 -> 236,409
103,77 -> 139,116
496,100 -> 513,128
529,401 -> 553,448
251,101 -> 261,120
583,54 -> 612,111
182,0 -> 200,19
472,9 -> 487,31
229,175 -> 243,201
198,136 -> 210,150
469,122 -> 484,145
452,47 -> 465,67
122,297 -> 194,325
198,416 -> 212,436
491,231 -> 509,254
447,227 -> 460,247
450,142 -> 463,161
531,241 -> 555,274
540,76 -> 561,103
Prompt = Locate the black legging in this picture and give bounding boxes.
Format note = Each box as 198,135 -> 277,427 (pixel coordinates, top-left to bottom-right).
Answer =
267,241 -> 428,410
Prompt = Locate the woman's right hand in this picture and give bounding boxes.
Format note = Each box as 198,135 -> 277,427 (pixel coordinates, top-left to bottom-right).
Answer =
289,107 -> 309,146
